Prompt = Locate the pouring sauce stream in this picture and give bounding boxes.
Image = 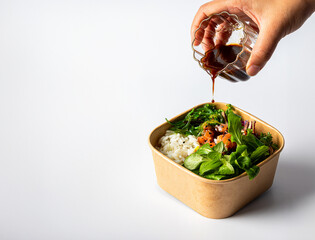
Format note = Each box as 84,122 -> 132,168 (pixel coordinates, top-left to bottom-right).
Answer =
200,44 -> 249,102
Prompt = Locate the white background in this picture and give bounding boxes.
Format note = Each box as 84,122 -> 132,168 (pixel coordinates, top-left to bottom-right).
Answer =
0,0 -> 315,239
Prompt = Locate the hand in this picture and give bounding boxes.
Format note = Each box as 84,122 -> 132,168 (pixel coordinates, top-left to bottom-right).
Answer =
191,0 -> 315,76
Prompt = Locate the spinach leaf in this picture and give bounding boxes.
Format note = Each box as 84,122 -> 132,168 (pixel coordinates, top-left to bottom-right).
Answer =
204,151 -> 222,161
217,156 -> 235,175
195,143 -> 213,156
199,159 -> 222,175
235,156 -> 251,169
241,129 -> 264,153
229,145 -> 247,164
234,145 -> 248,157
227,111 -> 243,145
250,145 -> 270,163
184,153 -> 204,170
245,166 -> 260,180
213,141 -> 225,153
204,173 -> 226,180
194,151 -> 222,175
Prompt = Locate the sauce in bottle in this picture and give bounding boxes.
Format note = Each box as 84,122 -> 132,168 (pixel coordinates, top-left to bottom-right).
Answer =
200,44 -> 250,102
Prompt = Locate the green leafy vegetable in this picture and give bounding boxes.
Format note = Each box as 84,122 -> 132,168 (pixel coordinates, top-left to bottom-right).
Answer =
250,145 -> 270,163
199,159 -> 222,175
235,156 -> 251,169
225,104 -> 235,116
217,156 -> 235,175
168,104 -> 278,181
184,153 -> 204,170
241,129 -> 264,153
259,132 -> 279,150
204,173 -> 226,180
232,145 -> 248,158
204,152 -> 222,161
227,111 -> 243,145
245,166 -> 260,180
195,143 -> 213,155
213,141 -> 225,153
258,132 -> 273,146
166,104 -> 225,136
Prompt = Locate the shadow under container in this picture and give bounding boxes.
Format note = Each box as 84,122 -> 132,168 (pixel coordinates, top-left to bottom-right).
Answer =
148,102 -> 284,219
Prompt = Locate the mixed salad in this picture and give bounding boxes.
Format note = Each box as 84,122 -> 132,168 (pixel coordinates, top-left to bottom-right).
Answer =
166,104 -> 278,180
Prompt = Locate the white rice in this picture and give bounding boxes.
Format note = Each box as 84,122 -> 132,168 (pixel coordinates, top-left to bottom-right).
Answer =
157,130 -> 200,164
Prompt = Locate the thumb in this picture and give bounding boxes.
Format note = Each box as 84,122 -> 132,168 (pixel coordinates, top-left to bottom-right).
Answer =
246,23 -> 283,76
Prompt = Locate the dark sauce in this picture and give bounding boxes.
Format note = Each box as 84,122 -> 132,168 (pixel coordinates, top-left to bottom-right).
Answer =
200,44 -> 250,102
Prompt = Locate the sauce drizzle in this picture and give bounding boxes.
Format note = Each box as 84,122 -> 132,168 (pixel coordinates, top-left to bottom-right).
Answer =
200,44 -> 250,102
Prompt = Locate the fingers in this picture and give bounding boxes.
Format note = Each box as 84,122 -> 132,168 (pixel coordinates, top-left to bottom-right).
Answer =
192,11 -> 233,52
215,21 -> 232,46
246,23 -> 283,76
199,17 -> 222,51
193,18 -> 213,47
201,24 -> 215,52
191,1 -> 230,42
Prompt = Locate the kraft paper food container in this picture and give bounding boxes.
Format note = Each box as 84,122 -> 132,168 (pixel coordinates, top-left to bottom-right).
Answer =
148,102 -> 284,219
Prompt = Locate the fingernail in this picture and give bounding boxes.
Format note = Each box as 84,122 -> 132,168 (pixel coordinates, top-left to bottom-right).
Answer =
247,65 -> 261,76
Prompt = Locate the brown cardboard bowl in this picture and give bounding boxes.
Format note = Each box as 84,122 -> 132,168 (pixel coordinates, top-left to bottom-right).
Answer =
148,102 -> 284,219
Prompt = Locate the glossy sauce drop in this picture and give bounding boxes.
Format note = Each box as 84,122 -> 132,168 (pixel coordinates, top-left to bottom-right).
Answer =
200,44 -> 250,102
